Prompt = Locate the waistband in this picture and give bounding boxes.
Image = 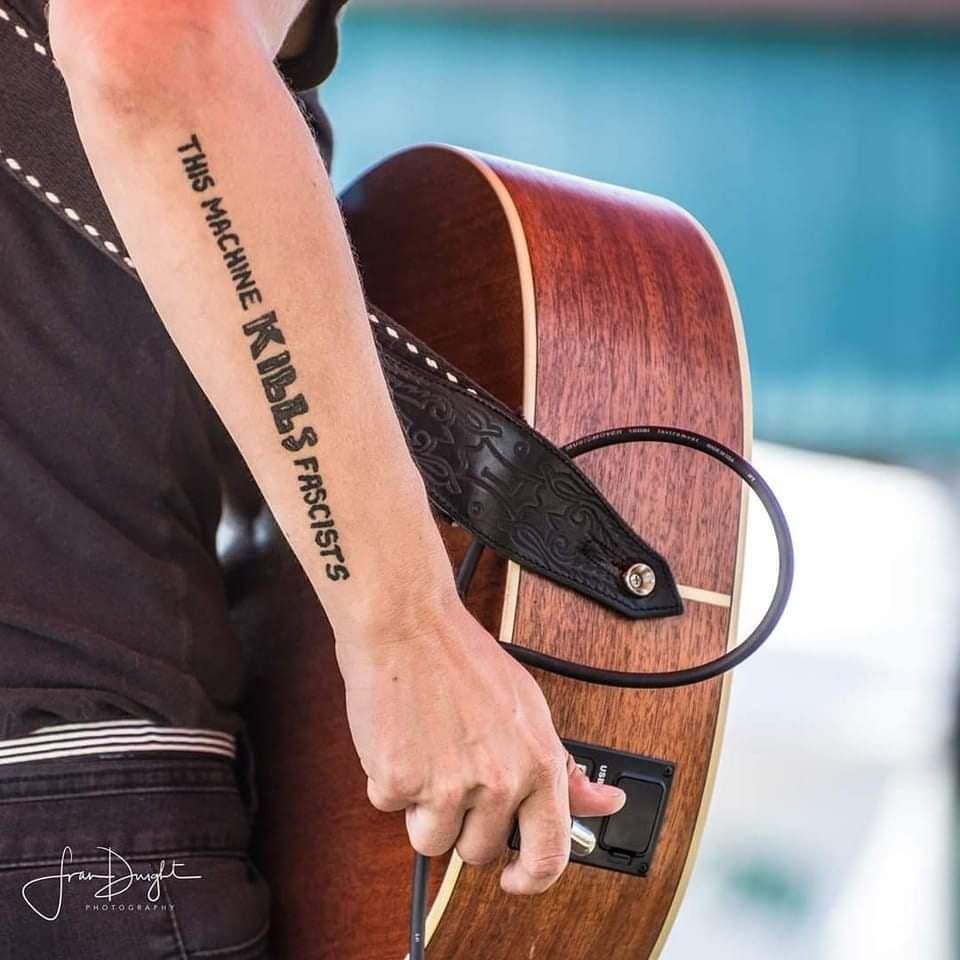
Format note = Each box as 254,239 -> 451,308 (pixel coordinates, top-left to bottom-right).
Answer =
0,719 -> 237,767
0,752 -> 251,868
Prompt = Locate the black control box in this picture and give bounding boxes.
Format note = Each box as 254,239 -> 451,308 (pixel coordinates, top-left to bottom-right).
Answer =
510,739 -> 675,878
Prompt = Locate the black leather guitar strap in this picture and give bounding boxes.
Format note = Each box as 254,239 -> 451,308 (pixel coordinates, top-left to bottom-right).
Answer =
368,307 -> 681,618
0,9 -> 682,620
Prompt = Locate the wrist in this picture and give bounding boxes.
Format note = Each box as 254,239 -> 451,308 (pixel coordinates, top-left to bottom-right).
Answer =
326,531 -> 463,646
331,565 -> 466,658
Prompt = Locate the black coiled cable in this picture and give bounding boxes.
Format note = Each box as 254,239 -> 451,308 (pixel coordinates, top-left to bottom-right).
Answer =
410,425 -> 794,958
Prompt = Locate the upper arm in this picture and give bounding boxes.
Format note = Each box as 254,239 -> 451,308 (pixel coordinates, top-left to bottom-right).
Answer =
48,0 -> 309,83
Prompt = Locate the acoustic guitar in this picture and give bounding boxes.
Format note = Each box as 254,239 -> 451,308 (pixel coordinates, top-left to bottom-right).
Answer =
0,7 -> 782,948
240,143 -> 754,959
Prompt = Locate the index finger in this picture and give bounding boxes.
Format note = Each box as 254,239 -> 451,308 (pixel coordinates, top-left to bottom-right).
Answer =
499,774 -> 571,896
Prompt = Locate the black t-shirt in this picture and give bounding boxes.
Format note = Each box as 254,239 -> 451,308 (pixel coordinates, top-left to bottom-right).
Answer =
0,2 -> 346,739
277,0 -> 349,92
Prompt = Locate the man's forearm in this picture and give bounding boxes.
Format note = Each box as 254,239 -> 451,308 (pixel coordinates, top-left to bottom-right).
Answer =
46,4 -> 628,893
50,4 -> 458,638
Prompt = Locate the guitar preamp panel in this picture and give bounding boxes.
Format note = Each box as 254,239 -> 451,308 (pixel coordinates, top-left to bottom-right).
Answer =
510,739 -> 675,879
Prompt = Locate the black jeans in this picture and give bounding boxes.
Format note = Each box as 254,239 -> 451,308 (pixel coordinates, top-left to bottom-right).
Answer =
0,754 -> 271,959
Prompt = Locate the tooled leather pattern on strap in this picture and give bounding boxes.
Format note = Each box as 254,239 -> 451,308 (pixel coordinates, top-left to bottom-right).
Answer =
0,9 -> 682,620
368,308 -> 683,620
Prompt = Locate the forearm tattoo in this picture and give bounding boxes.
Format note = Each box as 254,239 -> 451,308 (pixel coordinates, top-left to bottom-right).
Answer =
178,133 -> 350,582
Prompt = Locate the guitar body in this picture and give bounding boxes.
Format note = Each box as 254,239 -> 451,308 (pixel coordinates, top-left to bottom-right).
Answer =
241,145 -> 750,959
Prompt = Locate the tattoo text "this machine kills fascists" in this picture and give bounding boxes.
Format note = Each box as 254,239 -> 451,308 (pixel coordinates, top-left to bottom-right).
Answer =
177,133 -> 349,582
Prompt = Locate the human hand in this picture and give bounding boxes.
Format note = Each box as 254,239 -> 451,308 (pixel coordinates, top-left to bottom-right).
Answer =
335,595 -> 626,895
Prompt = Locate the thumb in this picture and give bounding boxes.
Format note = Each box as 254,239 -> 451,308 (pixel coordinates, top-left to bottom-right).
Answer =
567,759 -> 626,818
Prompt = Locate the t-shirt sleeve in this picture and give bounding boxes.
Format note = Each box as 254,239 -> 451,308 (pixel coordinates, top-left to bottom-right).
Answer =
276,0 -> 348,92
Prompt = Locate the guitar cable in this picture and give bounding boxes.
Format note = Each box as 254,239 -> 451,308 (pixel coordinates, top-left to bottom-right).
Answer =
409,425 -> 794,959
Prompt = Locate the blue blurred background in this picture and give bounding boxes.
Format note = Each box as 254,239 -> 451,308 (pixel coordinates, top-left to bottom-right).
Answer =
323,7 -> 959,458
320,5 -> 959,957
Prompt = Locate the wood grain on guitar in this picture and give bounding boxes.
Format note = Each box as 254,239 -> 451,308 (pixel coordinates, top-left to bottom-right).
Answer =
241,144 -> 750,959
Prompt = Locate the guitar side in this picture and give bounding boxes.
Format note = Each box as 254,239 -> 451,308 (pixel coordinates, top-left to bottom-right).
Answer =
340,144 -> 751,959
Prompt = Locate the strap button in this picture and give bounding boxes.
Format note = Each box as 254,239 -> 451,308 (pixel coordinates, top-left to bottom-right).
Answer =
623,562 -> 656,597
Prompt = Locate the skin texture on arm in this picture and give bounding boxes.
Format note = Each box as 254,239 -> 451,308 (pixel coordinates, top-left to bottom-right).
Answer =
47,0 -> 625,894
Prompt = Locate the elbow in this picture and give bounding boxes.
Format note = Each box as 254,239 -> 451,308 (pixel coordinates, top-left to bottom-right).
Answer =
48,0 -> 260,99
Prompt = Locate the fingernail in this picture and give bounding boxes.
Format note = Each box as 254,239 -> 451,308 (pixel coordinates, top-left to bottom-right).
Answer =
604,785 -> 627,807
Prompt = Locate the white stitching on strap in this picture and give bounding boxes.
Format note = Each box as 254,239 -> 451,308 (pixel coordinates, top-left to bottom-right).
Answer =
366,314 -> 483,394
0,10 -> 136,271
1,6 -> 46,59
0,149 -> 135,270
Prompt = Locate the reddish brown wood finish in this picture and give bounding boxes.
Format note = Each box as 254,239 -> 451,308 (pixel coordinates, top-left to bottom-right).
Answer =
242,145 -> 747,960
